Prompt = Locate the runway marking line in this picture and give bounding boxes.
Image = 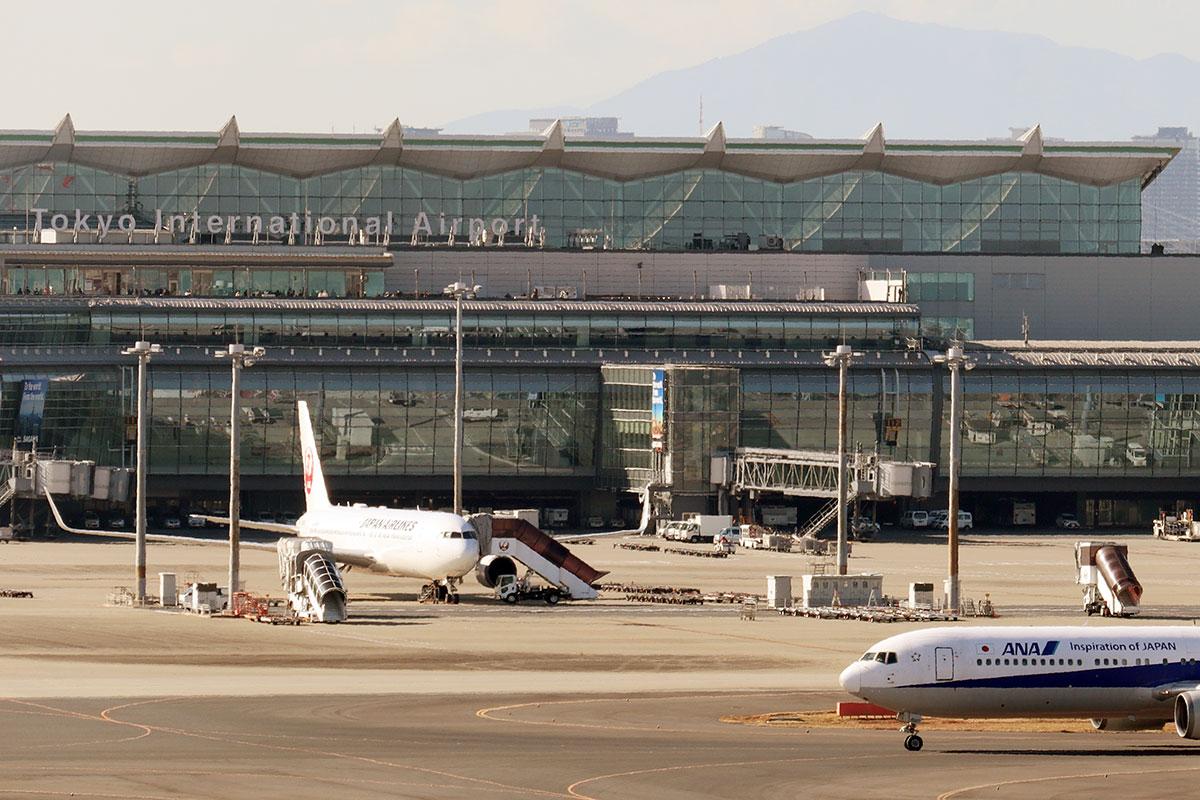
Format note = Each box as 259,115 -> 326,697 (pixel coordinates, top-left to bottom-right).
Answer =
606,618 -> 860,654
565,751 -> 901,800
475,691 -> 844,737
936,763 -> 1200,799
0,765 -> 537,796
97,696 -> 575,799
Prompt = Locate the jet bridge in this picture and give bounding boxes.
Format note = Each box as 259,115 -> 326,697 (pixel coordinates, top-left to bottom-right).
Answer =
729,447 -> 934,500
469,514 -> 608,600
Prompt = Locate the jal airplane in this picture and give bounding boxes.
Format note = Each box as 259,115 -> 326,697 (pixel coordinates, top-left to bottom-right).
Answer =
840,625 -> 1200,751
45,400 -> 481,602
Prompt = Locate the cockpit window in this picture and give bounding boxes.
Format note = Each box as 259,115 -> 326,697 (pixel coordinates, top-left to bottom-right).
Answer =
885,652 -> 898,664
875,652 -> 888,663
461,530 -> 477,539
860,652 -> 876,661
443,531 -> 462,539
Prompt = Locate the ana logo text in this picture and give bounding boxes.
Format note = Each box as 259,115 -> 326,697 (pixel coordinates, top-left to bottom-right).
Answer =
1002,640 -> 1059,657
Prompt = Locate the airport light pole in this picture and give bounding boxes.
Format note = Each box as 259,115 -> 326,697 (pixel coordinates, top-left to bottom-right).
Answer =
443,282 -> 480,514
215,343 -> 265,602
823,344 -> 862,576
933,346 -> 975,613
121,340 -> 162,602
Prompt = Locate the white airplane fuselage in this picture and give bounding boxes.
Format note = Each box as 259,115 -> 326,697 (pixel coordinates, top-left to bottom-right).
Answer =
840,626 -> 1200,720
297,505 -> 479,581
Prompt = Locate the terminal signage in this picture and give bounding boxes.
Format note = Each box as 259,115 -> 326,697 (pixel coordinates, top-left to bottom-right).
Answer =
28,208 -> 544,242
14,379 -> 47,450
651,370 -> 665,452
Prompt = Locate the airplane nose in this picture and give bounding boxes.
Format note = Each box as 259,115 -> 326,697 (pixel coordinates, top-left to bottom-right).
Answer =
839,663 -> 861,694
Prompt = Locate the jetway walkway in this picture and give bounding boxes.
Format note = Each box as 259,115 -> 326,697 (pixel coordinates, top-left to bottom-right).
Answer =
473,515 -> 608,600
728,447 -> 934,500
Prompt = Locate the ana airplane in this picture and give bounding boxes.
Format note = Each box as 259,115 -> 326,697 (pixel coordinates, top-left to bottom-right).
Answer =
840,625 -> 1200,751
45,400 -> 480,604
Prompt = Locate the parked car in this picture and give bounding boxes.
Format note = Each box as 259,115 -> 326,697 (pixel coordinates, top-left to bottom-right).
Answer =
934,511 -> 973,531
851,517 -> 880,540
715,526 -> 742,547
256,511 -> 277,524
899,510 -> 930,529
927,510 -> 948,528
186,508 -> 208,528
586,516 -> 605,528
106,513 -> 127,529
1056,512 -> 1081,529
82,510 -> 101,529
163,515 -> 182,529
1126,442 -> 1149,467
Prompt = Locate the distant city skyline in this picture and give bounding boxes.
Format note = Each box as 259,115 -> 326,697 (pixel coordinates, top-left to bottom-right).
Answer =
7,1 -> 1200,133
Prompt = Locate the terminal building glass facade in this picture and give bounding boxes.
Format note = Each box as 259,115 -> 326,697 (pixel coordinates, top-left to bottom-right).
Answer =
0,163 -> 1145,255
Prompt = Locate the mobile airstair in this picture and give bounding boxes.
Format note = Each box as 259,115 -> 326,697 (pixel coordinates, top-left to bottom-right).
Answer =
471,515 -> 608,600
278,538 -> 348,622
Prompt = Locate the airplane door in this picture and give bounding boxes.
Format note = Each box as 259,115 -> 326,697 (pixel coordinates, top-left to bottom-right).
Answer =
935,647 -> 954,681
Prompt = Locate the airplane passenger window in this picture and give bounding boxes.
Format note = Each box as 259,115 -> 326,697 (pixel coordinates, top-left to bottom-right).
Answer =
1022,658 -> 1028,666
977,659 -> 982,666
1122,659 -> 1127,665
1164,659 -> 1169,665
1004,659 -> 1010,665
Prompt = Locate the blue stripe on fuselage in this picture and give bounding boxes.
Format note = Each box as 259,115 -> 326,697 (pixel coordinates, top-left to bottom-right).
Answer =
906,661 -> 1200,690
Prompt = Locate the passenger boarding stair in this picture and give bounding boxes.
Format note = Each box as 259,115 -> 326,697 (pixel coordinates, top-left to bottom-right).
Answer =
1076,541 -> 1142,617
473,515 -> 608,600
278,538 -> 348,622
796,499 -> 839,540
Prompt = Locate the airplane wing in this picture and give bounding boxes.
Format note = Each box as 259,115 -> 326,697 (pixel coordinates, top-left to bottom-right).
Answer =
194,515 -> 299,535
44,491 -> 280,551
325,548 -> 378,569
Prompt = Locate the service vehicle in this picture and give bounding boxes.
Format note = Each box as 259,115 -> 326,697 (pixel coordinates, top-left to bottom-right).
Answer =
1126,442 -> 1149,467
495,573 -> 562,605
83,510 -> 101,529
899,510 -> 929,529
661,514 -> 733,543
1056,512 -> 1081,529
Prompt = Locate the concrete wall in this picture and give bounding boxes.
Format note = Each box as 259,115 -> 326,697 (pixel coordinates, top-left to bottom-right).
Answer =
383,249 -> 1200,341
866,254 -> 1200,341
387,250 -> 866,300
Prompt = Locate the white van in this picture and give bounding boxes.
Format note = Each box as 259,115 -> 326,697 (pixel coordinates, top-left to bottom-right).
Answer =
900,510 -> 930,529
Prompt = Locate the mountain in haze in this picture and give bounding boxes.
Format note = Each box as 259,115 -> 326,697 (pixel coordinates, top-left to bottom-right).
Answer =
442,13 -> 1197,140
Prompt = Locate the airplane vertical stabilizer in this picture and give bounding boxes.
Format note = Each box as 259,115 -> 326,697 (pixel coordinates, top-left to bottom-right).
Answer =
297,400 -> 332,512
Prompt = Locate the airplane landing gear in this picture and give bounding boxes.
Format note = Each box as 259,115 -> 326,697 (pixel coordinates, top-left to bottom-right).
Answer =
419,578 -> 461,604
898,712 -> 923,751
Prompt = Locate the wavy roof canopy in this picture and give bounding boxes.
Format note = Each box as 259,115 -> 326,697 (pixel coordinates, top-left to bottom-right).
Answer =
0,116 -> 1178,189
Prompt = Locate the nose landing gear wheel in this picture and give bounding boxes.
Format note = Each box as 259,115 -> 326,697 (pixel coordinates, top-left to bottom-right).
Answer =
903,734 -> 923,751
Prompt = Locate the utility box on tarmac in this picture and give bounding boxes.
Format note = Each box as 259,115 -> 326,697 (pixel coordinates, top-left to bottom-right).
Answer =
767,575 -> 793,609
801,574 -> 884,607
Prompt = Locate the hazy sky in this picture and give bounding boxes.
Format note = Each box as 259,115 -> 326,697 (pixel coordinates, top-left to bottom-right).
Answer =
11,0 -> 1198,133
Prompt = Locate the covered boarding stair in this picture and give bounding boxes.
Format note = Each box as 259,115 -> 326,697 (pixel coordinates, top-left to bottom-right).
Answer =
470,515 -> 608,600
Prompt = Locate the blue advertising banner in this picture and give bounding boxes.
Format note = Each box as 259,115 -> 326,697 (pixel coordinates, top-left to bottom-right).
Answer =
14,378 -> 48,449
651,369 -> 665,452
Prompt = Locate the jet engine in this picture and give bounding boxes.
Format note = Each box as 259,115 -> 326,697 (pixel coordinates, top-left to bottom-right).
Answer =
1091,716 -> 1169,732
475,554 -> 517,588
1175,692 -> 1200,738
